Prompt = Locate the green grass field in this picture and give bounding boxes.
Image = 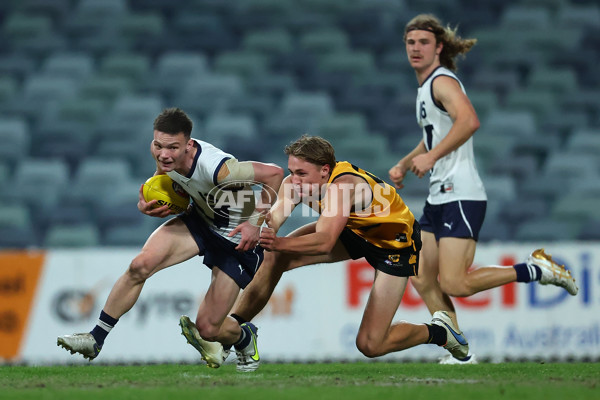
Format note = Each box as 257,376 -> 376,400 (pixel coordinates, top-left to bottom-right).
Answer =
1,362 -> 598,400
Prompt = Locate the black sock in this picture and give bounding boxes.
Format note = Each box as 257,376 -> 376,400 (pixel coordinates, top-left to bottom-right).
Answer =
230,313 -> 247,325
426,323 -> 447,346
89,310 -> 119,347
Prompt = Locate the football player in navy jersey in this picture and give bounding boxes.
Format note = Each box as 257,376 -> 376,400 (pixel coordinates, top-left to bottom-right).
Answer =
389,14 -> 578,364
58,108 -> 284,372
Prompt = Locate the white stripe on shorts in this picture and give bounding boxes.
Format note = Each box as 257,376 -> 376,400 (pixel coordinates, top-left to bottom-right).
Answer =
458,201 -> 474,237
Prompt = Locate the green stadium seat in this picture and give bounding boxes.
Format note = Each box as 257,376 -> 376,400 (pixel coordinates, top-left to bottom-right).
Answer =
317,51 -> 376,76
467,90 -> 499,120
0,118 -> 29,164
155,51 -> 208,77
204,113 -> 257,146
481,111 -> 537,138
280,92 -> 334,119
515,219 -> 581,242
245,73 -> 297,98
523,28 -> 582,52
500,6 -> 551,29
299,29 -> 349,55
146,51 -> 209,97
102,220 -> 158,247
0,54 -> 35,81
11,158 -> 70,211
214,51 -> 269,80
557,5 -> 600,29
505,90 -> 557,121
499,198 -> 549,226
543,152 -> 599,180
44,223 -> 101,248
0,204 -> 32,230
173,74 -> 244,116
95,181 -> 145,231
79,76 -> 134,103
566,129 -> 600,156
41,52 -> 95,80
578,220 -> 600,241
3,13 -> 53,40
12,0 -> 70,23
527,68 -> 578,94
118,12 -> 164,40
552,194 -> 600,223
69,158 -> 134,207
75,0 -> 128,16
243,29 -> 293,57
99,53 -> 151,85
316,113 -> 368,141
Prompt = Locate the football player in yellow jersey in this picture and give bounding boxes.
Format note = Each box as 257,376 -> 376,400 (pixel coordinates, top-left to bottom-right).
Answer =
215,135 -> 473,360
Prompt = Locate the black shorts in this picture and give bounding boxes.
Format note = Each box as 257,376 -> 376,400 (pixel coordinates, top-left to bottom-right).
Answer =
339,221 -> 422,277
418,200 -> 486,241
179,207 -> 263,289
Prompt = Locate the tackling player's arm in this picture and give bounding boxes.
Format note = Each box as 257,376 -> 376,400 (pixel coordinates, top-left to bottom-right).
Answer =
410,76 -> 480,177
218,159 -> 284,251
259,175 -> 355,255
263,175 -> 298,234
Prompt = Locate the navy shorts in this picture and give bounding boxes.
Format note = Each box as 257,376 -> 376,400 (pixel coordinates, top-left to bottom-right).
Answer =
339,221 -> 422,277
179,207 -> 263,289
418,200 -> 486,241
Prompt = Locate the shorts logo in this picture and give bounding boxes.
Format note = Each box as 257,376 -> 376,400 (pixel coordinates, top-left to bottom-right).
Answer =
395,233 -> 407,242
388,254 -> 401,263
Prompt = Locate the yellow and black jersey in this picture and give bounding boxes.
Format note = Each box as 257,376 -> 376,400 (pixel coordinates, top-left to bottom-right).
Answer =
318,161 -> 417,250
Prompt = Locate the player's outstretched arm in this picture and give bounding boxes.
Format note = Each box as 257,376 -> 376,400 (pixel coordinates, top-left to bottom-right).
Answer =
260,175 -> 353,255
218,160 -> 284,251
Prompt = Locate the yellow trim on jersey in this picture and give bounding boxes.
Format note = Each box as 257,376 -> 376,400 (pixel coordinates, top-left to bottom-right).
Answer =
319,161 -> 416,250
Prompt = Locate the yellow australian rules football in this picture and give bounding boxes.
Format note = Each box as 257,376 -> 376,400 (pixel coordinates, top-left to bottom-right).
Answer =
143,174 -> 190,214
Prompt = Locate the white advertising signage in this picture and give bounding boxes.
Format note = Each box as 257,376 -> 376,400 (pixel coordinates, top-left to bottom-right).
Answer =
4,243 -> 598,364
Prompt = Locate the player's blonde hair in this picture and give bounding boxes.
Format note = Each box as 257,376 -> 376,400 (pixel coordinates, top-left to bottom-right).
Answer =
404,14 -> 476,71
285,135 -> 336,170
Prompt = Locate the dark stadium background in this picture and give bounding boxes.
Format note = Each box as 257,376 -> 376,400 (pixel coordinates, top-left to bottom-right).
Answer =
0,0 -> 598,247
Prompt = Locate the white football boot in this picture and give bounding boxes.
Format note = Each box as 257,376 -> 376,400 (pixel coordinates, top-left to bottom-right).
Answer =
439,353 -> 478,365
235,322 -> 260,372
57,333 -> 101,361
528,248 -> 578,295
431,311 -> 470,361
179,315 -> 230,368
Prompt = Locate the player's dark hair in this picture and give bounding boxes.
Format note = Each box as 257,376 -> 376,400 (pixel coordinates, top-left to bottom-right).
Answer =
284,135 -> 336,170
404,14 -> 476,71
153,107 -> 193,139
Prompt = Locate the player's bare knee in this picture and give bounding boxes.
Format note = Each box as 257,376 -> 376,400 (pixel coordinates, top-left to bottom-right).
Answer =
439,277 -> 472,297
355,336 -> 382,358
411,274 -> 435,293
195,319 -> 220,341
127,255 -> 155,284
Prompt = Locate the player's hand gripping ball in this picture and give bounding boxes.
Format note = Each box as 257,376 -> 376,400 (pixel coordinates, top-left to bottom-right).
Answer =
143,175 -> 190,214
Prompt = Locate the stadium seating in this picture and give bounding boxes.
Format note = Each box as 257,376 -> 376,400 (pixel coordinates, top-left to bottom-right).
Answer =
0,118 -> 30,164
515,219 -> 581,242
44,223 -> 101,248
0,0 -> 597,247
10,158 -> 70,212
